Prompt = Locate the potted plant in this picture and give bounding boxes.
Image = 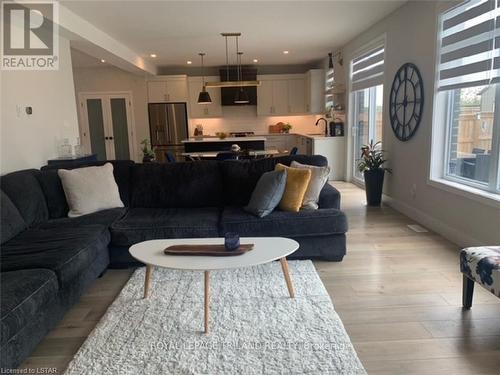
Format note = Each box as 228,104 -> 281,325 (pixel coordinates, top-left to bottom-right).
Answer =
140,139 -> 155,163
281,123 -> 292,134
357,140 -> 391,206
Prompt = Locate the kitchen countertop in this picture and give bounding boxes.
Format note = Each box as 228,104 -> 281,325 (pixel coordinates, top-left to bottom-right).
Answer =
256,132 -> 341,140
182,136 -> 266,143
182,133 -> 343,143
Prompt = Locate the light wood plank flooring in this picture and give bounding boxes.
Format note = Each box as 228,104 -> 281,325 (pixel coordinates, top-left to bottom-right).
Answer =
21,182 -> 500,374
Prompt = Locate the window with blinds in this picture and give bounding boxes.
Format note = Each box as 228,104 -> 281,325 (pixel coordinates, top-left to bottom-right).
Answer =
433,0 -> 500,196
438,0 -> 500,91
351,45 -> 385,92
325,68 -> 335,112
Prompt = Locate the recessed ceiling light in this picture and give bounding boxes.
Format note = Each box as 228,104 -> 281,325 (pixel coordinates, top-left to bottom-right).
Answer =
150,54 -> 157,58
253,59 -> 258,63
100,59 -> 106,63
187,60 -> 192,65
283,50 -> 289,55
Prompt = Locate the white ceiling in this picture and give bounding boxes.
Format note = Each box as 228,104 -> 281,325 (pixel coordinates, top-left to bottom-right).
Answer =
63,1 -> 406,69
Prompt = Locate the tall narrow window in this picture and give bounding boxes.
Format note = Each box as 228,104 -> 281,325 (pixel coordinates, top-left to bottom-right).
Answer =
350,43 -> 385,182
435,0 -> 500,194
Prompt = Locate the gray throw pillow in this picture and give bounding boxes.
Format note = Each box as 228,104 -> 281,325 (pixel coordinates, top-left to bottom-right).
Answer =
244,170 -> 287,218
291,161 -> 330,210
58,163 -> 124,217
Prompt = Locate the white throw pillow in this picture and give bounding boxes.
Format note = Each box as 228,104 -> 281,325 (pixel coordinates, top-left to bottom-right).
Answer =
291,161 -> 330,210
58,163 -> 124,217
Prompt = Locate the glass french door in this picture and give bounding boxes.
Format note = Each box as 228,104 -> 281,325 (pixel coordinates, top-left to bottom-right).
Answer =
352,85 -> 383,183
79,93 -> 135,161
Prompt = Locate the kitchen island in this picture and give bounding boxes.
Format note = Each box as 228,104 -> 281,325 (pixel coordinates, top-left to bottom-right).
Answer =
182,136 -> 266,152
181,133 -> 345,180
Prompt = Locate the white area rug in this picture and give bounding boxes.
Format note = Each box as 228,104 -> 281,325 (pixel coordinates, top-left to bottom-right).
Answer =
64,260 -> 366,374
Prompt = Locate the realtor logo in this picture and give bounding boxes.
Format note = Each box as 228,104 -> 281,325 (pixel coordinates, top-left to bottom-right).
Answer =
1,0 -> 59,70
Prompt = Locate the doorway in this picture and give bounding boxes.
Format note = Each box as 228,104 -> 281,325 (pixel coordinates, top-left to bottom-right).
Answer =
351,85 -> 383,184
78,92 -> 136,161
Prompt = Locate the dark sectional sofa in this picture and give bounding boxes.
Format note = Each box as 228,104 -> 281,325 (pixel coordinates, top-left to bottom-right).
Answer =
0,155 -> 348,369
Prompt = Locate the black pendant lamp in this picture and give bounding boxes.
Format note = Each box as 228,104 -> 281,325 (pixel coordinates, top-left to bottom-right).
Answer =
197,53 -> 212,104
234,37 -> 249,104
234,52 -> 249,103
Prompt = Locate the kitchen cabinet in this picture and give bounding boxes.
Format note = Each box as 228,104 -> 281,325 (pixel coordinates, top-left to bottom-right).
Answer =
290,134 -> 345,179
288,78 -> 306,113
265,135 -> 289,152
295,135 -> 312,155
305,69 -> 325,114
257,72 -> 323,116
257,79 -> 289,115
311,136 -> 345,180
147,75 -> 188,102
273,80 -> 289,114
257,75 -> 302,116
257,80 -> 274,115
187,76 -> 222,118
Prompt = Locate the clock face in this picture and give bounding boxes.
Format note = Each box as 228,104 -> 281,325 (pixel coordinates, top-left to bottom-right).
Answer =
389,63 -> 424,141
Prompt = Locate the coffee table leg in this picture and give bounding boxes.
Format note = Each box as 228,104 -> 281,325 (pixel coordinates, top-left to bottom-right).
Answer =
204,270 -> 210,334
143,265 -> 154,299
280,257 -> 295,298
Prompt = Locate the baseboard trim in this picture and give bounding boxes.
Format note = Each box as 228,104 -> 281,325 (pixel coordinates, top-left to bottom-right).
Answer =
382,194 -> 483,248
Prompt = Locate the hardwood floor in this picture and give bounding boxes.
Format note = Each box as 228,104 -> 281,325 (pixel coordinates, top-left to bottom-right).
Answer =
20,182 -> 500,374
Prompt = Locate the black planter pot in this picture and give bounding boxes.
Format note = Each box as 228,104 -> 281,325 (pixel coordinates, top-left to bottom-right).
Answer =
363,169 -> 385,206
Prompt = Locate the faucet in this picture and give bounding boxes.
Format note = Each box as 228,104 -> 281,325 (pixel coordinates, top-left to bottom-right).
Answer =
315,117 -> 329,136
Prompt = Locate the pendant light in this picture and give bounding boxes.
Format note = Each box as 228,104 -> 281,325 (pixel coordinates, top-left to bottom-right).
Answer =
197,52 -> 212,104
205,33 -> 260,88
234,36 -> 250,104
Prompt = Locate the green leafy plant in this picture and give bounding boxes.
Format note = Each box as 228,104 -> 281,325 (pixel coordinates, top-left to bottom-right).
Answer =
140,139 -> 155,158
282,123 -> 292,133
357,140 -> 392,173
215,132 -> 227,140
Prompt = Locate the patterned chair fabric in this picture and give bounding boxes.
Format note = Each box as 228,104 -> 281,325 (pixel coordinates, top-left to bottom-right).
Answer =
460,246 -> 500,297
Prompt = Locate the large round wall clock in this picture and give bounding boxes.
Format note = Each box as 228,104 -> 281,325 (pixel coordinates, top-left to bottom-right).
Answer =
389,63 -> 424,141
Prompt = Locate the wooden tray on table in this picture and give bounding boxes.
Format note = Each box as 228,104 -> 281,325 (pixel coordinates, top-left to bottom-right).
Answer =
164,244 -> 254,256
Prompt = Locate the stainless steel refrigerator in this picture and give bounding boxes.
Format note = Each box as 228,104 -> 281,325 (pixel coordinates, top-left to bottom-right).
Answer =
148,103 -> 188,161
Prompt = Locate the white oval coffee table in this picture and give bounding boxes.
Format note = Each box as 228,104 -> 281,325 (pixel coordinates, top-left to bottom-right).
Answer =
129,237 -> 299,333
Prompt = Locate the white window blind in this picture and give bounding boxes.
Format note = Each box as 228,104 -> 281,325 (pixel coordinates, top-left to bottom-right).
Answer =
351,45 -> 385,92
325,68 -> 336,111
438,0 -> 500,91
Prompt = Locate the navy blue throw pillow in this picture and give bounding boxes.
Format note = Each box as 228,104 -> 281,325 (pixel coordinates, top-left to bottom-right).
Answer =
244,170 -> 287,218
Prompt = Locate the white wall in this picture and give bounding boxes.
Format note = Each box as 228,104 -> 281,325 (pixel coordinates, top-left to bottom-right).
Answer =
341,1 -> 500,245
72,66 -> 149,162
0,37 -> 79,174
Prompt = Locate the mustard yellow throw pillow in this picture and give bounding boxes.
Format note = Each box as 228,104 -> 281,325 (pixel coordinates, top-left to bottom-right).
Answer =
275,163 -> 312,212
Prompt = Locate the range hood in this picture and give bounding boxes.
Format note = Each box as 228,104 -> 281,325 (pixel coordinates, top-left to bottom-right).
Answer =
219,67 -> 258,106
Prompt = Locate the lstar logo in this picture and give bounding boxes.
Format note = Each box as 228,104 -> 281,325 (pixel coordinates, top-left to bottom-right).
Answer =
1,0 -> 59,70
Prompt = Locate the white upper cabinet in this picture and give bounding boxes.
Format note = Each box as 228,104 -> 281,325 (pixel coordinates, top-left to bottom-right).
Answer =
187,76 -> 222,118
288,78 -> 306,114
257,74 -> 313,116
272,80 -> 289,115
256,80 -> 274,115
147,75 -> 188,103
305,69 -> 325,114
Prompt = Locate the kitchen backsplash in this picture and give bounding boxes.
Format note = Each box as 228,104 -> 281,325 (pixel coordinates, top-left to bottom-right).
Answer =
188,106 -> 323,136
